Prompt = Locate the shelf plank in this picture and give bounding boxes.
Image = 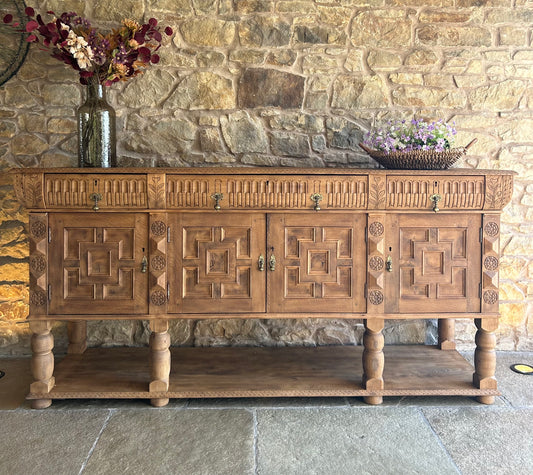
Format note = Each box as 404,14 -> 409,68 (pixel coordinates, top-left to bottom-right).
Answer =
28,346 -> 499,401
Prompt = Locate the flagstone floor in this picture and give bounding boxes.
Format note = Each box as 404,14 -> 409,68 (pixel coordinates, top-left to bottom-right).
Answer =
0,351 -> 531,475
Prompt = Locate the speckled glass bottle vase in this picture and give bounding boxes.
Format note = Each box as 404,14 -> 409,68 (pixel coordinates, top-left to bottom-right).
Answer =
77,78 -> 116,167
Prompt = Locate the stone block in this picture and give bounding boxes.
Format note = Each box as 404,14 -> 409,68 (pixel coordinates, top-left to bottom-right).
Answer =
499,26 -> 527,46
332,75 -> 388,109
220,111 -> 269,154
302,54 -> 339,74
469,80 -> 527,112
392,86 -> 466,108
122,70 -> 176,108
368,50 -> 402,71
268,113 -> 323,133
293,25 -> 346,45
238,69 -> 305,109
266,50 -> 297,66
417,25 -> 491,47
270,132 -> 310,157
181,18 -> 236,47
199,128 -> 224,152
405,49 -> 439,69
93,0 -> 144,21
326,117 -> 363,151
167,72 -> 236,110
351,10 -> 411,48
239,17 -> 291,47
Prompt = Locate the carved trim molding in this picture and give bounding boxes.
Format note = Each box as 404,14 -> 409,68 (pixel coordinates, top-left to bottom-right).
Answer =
149,213 -> 167,315
482,214 -> 500,313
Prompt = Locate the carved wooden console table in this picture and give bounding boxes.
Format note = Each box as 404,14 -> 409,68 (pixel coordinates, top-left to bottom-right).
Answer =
12,167 -> 515,408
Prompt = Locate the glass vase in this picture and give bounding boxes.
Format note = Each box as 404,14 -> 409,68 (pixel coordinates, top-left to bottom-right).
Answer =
77,79 -> 116,167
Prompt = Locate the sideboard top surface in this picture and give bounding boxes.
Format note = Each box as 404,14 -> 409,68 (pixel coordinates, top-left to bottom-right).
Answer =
10,166 -> 517,176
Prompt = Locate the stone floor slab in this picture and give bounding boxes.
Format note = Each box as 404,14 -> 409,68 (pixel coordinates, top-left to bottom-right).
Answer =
0,410 -> 110,475
492,352 -> 533,407
83,408 -> 254,475
423,407 -> 533,475
256,407 -> 459,475
0,357 -> 32,409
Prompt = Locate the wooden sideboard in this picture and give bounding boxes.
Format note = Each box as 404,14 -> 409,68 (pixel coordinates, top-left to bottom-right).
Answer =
12,167 -> 515,408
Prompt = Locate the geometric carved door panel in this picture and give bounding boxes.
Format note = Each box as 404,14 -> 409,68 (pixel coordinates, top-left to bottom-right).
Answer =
168,213 -> 266,314
268,214 -> 366,313
390,214 -> 481,313
49,213 -> 148,315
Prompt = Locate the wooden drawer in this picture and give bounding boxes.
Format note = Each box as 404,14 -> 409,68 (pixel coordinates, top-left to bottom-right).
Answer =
44,174 -> 148,209
166,175 -> 368,210
386,175 -> 485,210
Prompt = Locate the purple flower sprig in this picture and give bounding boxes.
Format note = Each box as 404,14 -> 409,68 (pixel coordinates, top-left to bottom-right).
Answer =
3,7 -> 173,86
363,119 -> 457,154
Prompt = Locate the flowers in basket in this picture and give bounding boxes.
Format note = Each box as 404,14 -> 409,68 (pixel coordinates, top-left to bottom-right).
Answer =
359,119 -> 475,170
2,6 -> 173,86
361,119 -> 457,154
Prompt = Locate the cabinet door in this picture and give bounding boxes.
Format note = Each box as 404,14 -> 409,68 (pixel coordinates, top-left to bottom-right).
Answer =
268,214 -> 366,313
387,214 -> 481,313
168,213 -> 266,313
49,213 -> 148,315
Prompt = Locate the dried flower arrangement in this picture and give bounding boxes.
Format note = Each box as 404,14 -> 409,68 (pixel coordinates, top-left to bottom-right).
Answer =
3,6 -> 173,86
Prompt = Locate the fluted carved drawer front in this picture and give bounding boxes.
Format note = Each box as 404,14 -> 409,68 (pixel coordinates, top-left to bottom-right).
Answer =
45,174 -> 148,209
386,214 -> 481,314
166,175 -> 367,210
386,175 -> 485,210
168,213 -> 266,313
268,214 -> 366,313
48,213 -> 148,315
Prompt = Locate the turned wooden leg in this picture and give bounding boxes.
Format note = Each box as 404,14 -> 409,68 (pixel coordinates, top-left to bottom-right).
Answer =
149,320 -> 171,407
67,321 -> 87,355
29,321 -> 55,409
473,318 -> 498,405
363,319 -> 385,405
438,319 -> 456,350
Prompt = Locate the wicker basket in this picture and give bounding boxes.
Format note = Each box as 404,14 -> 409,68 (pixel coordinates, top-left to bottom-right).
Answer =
359,139 -> 477,170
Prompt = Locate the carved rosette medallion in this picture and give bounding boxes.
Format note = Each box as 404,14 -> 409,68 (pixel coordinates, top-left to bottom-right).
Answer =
30,255 -> 47,274
483,290 -> 498,305
369,290 -> 384,305
484,222 -> 499,237
368,256 -> 384,271
30,290 -> 47,307
369,222 -> 384,237
151,221 -> 166,237
151,255 -> 166,271
150,290 -> 167,306
484,256 -> 499,271
30,221 -> 47,239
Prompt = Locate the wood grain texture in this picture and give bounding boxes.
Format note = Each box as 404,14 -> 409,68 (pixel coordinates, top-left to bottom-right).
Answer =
11,168 -> 515,211
14,167 -> 514,408
26,346 -> 499,401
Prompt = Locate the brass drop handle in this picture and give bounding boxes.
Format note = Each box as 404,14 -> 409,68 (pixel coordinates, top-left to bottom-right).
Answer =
211,192 -> 223,211
386,256 -> 393,272
89,193 -> 102,211
140,255 -> 148,273
258,255 -> 265,272
310,193 -> 322,211
430,194 -> 441,213
269,254 -> 276,271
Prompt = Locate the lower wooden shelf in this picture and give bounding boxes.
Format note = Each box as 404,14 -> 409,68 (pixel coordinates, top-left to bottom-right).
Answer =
27,345 -> 499,401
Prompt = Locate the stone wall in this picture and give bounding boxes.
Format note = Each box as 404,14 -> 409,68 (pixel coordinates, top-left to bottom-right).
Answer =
1,0 -> 532,354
